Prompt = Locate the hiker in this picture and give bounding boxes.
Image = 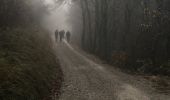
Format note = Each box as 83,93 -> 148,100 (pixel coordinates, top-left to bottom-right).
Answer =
66,31 -> 71,43
59,30 -> 65,42
55,29 -> 59,42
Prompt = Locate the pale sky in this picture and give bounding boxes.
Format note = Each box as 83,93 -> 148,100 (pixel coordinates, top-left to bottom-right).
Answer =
42,0 -> 73,33
44,0 -> 55,5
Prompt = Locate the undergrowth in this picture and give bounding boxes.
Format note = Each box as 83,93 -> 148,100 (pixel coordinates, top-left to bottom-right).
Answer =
0,27 -> 62,100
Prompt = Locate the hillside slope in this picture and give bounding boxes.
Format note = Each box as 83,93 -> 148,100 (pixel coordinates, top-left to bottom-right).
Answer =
0,27 -> 63,100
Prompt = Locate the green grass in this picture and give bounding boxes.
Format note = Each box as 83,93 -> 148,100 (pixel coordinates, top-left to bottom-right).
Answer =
0,27 -> 62,100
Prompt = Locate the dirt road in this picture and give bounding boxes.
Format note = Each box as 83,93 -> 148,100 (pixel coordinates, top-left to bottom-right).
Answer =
55,41 -> 170,100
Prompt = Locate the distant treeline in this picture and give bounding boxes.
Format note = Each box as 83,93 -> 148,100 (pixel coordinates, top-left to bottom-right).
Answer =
79,0 -> 170,75
0,0 -> 47,27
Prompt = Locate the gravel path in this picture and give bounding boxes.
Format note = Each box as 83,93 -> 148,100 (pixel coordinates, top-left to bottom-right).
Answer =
55,41 -> 170,100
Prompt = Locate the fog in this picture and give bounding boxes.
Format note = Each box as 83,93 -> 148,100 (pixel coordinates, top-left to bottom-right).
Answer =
0,0 -> 170,99
42,0 -> 73,33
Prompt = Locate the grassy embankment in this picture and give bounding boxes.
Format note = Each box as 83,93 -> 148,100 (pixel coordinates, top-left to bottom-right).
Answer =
0,27 -> 63,100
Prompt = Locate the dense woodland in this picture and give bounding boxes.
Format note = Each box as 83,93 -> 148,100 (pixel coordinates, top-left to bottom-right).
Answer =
0,0 -> 169,99
77,0 -> 170,75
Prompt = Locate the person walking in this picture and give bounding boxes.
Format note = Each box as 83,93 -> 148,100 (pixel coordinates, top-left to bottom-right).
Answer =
66,31 -> 71,43
55,29 -> 59,42
59,30 -> 65,42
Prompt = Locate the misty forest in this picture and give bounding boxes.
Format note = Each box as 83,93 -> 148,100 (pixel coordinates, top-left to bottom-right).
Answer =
0,0 -> 170,100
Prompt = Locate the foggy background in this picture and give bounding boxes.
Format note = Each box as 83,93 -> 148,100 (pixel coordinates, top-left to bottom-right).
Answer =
0,0 -> 170,100
42,0 -> 82,44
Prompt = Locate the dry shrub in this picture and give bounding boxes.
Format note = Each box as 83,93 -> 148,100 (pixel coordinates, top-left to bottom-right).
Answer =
111,51 -> 128,67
